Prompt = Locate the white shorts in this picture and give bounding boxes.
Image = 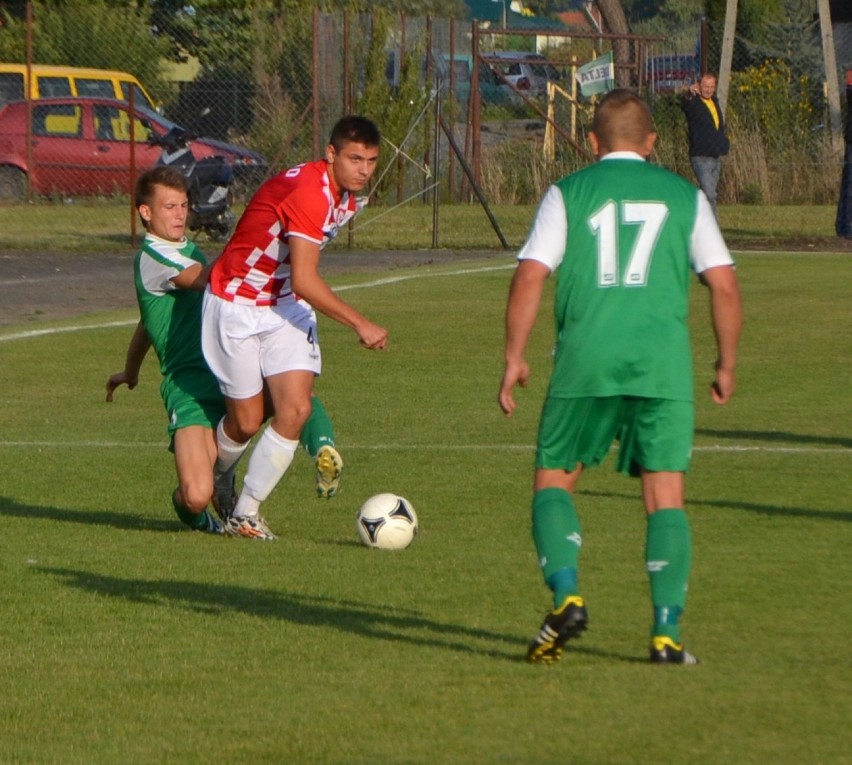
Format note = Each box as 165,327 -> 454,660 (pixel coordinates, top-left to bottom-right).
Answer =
201,289 -> 321,399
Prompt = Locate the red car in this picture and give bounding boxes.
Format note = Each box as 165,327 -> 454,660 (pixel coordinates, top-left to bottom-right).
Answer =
0,96 -> 268,201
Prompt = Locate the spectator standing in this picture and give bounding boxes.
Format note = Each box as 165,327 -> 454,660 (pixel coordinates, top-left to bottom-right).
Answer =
681,73 -> 730,215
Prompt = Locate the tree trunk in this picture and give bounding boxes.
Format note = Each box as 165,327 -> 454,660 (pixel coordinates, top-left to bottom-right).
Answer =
596,0 -> 632,87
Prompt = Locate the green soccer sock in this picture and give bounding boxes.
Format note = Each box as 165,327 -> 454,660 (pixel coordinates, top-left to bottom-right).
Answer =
645,508 -> 692,642
532,487 -> 582,608
300,395 -> 336,459
171,489 -> 209,530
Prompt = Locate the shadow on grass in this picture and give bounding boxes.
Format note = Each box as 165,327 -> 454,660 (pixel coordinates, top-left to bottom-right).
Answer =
0,495 -> 176,532
696,428 -> 852,449
578,489 -> 851,523
39,566 -> 640,664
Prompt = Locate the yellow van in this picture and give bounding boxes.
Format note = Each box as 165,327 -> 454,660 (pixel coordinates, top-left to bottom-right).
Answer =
0,63 -> 157,111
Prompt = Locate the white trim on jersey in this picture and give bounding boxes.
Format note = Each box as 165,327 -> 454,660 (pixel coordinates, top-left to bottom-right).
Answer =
516,156 -> 733,275
138,234 -> 196,296
690,191 -> 733,273
287,230 -> 324,246
516,185 -> 567,272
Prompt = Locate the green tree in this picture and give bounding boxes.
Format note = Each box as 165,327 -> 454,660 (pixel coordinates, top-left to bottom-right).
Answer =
621,0 -> 667,22
706,0 -> 785,71
0,1 -> 170,99
747,0 -> 821,81
146,0 -> 461,76
631,0 -> 706,51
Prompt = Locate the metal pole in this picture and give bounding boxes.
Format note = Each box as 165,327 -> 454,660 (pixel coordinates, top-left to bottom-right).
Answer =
835,70 -> 852,237
817,0 -> 842,140
471,23 -> 482,195
439,115 -> 510,249
448,17 -> 456,201
423,17 -> 433,204
343,11 -> 351,115
312,7 -> 321,159
397,13 -> 407,205
345,11 -> 354,248
431,77 -> 441,249
129,88 -> 137,247
717,0 -> 737,112
25,1 -> 33,205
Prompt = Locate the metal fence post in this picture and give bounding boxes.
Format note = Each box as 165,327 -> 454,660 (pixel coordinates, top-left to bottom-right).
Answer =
312,6 -> 321,160
431,75 -> 441,249
835,69 -> 852,238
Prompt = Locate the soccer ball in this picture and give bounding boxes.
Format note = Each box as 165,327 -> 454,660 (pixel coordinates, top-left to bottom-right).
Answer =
356,493 -> 418,550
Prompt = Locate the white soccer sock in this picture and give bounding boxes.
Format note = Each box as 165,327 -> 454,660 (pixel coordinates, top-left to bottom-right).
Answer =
233,425 -> 298,518
214,417 -> 250,489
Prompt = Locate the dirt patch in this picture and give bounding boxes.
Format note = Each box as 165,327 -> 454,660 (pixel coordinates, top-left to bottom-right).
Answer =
726,235 -> 852,253
0,248 -> 509,328
1,237 -> 849,329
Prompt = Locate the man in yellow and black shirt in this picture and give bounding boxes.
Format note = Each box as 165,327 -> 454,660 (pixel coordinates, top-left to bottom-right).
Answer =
681,73 -> 730,216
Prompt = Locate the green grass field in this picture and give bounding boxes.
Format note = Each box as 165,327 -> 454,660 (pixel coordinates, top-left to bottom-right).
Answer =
0,252 -> 850,764
0,201 -> 846,253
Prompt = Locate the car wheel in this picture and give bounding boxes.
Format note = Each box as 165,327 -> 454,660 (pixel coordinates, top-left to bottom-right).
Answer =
0,166 -> 27,202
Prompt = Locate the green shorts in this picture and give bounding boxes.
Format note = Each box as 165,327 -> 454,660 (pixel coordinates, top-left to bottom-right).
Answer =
161,371 -> 226,451
536,396 -> 694,477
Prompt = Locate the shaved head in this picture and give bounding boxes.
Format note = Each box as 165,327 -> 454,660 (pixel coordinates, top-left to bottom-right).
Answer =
591,89 -> 655,156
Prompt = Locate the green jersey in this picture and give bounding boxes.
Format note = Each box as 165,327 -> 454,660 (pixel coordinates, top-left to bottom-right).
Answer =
134,234 -> 208,381
519,154 -> 732,402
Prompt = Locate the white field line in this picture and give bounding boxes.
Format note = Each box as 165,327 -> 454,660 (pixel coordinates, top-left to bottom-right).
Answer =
2,262 -> 847,457
0,262 -> 514,344
0,441 -> 848,455
0,319 -> 138,343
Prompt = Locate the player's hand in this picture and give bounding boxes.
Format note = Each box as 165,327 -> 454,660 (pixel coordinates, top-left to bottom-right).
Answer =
356,320 -> 388,350
498,359 -> 530,416
105,371 -> 138,402
710,364 -> 735,405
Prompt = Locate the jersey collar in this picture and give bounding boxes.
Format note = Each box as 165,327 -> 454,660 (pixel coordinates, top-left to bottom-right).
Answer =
601,151 -> 646,161
145,232 -> 188,246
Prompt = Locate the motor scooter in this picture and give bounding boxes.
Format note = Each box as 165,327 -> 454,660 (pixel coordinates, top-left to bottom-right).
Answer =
147,126 -> 235,241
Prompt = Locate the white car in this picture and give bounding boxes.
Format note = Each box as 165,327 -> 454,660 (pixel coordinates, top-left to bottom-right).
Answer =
481,52 -> 562,97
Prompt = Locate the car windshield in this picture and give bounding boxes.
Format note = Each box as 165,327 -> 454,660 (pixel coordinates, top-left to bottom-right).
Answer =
133,103 -> 178,132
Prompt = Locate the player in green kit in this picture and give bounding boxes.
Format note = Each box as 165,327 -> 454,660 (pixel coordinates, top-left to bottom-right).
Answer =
498,89 -> 742,664
106,167 -> 344,537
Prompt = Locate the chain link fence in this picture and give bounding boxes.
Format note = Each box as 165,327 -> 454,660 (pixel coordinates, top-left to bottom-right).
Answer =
0,4 -> 849,246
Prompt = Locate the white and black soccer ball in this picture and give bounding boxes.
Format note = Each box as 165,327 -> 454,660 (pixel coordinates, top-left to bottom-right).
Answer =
356,493 -> 418,550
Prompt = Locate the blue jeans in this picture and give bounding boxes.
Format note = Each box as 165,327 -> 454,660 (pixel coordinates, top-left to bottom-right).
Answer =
690,156 -> 721,215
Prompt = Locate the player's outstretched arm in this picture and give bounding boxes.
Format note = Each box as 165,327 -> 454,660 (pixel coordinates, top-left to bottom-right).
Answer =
499,259 -> 550,416
701,264 -> 742,405
171,262 -> 209,292
105,321 -> 152,402
289,238 -> 388,350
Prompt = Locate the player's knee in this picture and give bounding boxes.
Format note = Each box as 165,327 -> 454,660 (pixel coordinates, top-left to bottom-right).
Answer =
180,482 -> 213,514
294,399 -> 312,427
227,411 -> 264,443
272,399 -> 312,436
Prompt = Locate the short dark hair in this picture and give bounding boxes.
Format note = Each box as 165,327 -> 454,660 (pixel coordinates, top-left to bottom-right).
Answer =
135,166 -> 188,211
329,115 -> 381,151
592,88 -> 653,150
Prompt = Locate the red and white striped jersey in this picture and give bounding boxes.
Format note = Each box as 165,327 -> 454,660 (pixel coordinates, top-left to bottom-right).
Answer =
208,159 -> 363,306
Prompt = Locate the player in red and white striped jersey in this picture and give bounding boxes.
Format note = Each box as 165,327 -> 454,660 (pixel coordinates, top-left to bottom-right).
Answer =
208,158 -> 361,305
201,116 -> 387,540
